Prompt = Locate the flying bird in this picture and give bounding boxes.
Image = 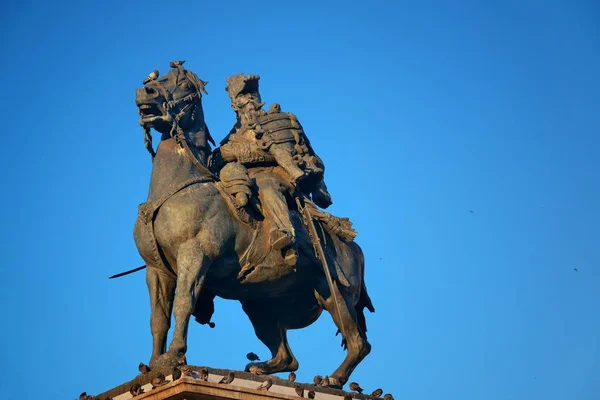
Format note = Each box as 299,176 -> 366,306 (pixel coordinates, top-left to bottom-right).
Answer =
129,383 -> 144,396
307,390 -> 316,399
169,60 -> 185,68
371,388 -> 383,398
349,382 -> 363,394
257,378 -> 273,391
138,362 -> 151,374
219,371 -> 235,384
246,352 -> 260,361
294,383 -> 304,397
172,367 -> 182,381
199,367 -> 209,381
469,210 -> 474,214
573,267 -> 578,272
313,375 -> 323,385
383,394 -> 394,400
143,69 -> 159,85
288,372 -> 297,382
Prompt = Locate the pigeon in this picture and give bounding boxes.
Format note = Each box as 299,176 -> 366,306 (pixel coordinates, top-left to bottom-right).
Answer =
349,382 -> 363,394
288,372 -> 297,382
129,383 -> 144,396
246,352 -> 260,361
199,367 -> 209,381
344,395 -> 353,400
138,362 -> 151,374
371,388 -> 383,398
180,365 -> 195,377
313,375 -> 323,385
294,383 -> 304,397
143,69 -> 159,84
172,367 -> 182,381
383,394 -> 394,400
307,390 -> 316,399
219,371 -> 235,384
319,376 -> 330,387
151,373 -> 168,388
257,378 -> 273,391
79,393 -> 88,400
169,60 -> 185,68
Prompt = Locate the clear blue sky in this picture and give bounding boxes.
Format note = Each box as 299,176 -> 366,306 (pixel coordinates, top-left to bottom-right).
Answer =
1,1 -> 598,399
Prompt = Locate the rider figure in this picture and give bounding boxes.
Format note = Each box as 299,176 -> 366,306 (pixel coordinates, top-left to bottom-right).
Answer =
217,73 -> 333,262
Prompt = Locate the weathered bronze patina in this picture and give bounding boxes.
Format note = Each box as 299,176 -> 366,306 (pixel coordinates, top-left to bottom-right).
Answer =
132,62 -> 374,389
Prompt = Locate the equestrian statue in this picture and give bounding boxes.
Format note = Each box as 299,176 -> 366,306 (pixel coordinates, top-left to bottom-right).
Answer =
129,61 -> 374,389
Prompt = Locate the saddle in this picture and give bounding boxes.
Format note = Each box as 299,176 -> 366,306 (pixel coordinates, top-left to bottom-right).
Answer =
217,166 -> 357,283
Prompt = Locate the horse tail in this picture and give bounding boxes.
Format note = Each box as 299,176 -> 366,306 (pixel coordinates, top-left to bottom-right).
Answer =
356,282 -> 375,338
335,282 -> 375,349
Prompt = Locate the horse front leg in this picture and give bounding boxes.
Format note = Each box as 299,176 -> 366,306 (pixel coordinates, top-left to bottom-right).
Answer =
146,266 -> 176,368
162,238 -> 212,369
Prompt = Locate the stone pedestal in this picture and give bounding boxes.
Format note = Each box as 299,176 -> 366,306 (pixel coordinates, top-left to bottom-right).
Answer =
95,368 -> 367,400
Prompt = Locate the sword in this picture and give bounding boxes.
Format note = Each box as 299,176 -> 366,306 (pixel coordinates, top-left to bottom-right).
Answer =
296,195 -> 346,335
108,265 -> 147,279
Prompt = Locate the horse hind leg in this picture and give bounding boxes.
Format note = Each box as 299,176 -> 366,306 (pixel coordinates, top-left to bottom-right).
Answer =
146,266 -> 176,368
316,280 -> 371,389
242,300 -> 299,375
160,238 -> 212,368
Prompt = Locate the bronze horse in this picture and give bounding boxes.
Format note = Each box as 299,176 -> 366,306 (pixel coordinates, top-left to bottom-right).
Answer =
132,63 -> 374,388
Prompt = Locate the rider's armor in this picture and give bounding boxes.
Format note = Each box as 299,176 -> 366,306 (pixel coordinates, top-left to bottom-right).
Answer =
218,73 -> 333,263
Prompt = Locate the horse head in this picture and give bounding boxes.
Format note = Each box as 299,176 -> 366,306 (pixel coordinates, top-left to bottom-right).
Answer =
135,62 -> 211,157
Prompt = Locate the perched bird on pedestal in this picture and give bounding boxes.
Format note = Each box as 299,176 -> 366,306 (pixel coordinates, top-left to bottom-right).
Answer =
219,371 -> 235,384
151,373 -> 169,388
349,382 -> 363,394
172,367 -> 182,381
294,383 -> 304,397
180,365 -> 195,377
383,394 -> 394,400
288,372 -> 297,382
199,367 -> 209,381
371,388 -> 383,398
307,390 -> 316,399
129,383 -> 144,396
344,395 -> 352,400
313,375 -> 323,385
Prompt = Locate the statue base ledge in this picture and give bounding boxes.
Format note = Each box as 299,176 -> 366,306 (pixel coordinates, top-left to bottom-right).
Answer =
95,367 -> 371,400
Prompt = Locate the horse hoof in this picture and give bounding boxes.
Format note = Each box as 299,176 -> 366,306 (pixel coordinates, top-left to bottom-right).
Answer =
151,353 -> 182,372
323,376 -> 342,389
